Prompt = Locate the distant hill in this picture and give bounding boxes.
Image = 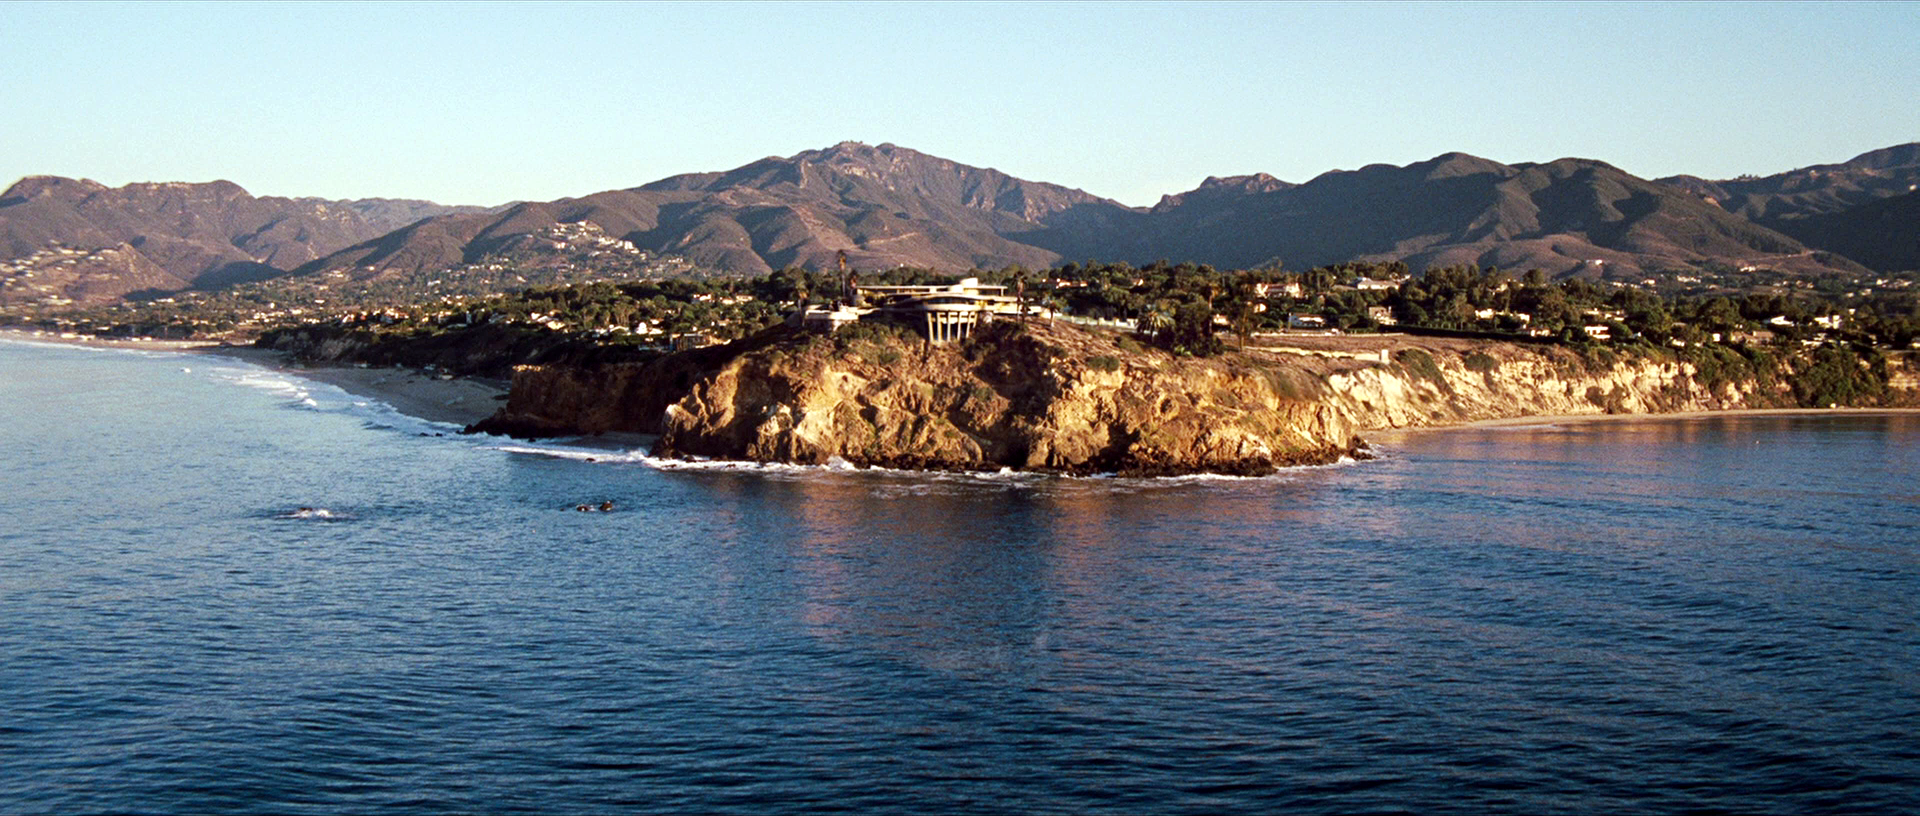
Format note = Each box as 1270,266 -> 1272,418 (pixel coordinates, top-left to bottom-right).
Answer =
1149,173 -> 1295,213
1657,143 -> 1920,223
298,141 -> 1138,281
301,142 -> 1850,286
1096,152 -> 1840,279
0,176 -> 490,305
1655,144 -> 1920,272
14,141 -> 1905,308
1767,189 -> 1920,273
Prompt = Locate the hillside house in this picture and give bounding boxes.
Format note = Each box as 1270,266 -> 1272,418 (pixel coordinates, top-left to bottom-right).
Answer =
791,278 -> 1026,343
1254,281 -> 1305,299
857,277 -> 1023,343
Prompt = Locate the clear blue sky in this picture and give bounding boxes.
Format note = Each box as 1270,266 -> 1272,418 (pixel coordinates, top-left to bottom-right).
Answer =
3,1 -> 1915,207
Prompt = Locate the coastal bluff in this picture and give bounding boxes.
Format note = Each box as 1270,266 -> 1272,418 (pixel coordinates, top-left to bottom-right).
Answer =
469,320 -> 1818,475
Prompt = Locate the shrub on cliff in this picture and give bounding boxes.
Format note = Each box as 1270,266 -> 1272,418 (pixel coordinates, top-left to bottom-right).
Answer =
828,319 -> 918,367
831,319 -> 911,350
1580,345 -> 1619,375
1684,344 -> 1760,398
1790,344 -> 1888,407
1462,351 -> 1499,373
1394,349 -> 1446,386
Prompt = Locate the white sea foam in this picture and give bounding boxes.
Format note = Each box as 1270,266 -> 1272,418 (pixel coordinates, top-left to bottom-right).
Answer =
608,449 -> 1338,491
195,362 -> 470,439
488,443 -> 654,464
210,367 -> 311,401
1151,472 -> 1269,483
416,432 -> 1344,498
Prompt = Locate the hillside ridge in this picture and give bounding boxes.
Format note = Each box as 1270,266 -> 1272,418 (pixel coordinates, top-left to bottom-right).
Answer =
11,139 -> 1914,308
0,176 -> 490,305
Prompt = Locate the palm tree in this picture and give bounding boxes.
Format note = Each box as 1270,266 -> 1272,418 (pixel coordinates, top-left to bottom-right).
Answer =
1229,300 -> 1260,351
1013,270 -> 1029,322
1141,299 -> 1176,339
1042,295 -> 1068,326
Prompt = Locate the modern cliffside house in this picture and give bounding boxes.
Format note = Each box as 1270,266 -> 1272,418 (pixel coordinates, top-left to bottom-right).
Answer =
797,277 -> 1026,343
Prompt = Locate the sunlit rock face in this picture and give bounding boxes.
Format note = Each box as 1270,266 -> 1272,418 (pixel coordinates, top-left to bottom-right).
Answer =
472,318 -> 1840,476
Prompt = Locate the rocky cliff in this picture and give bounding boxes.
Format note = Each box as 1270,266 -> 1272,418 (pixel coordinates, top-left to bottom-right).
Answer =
651,322 -> 1360,475
472,320 -> 1846,475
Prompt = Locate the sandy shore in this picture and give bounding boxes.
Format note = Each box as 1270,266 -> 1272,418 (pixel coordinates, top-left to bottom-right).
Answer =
2,329 -> 508,427
195,349 -> 509,427
290,366 -> 507,427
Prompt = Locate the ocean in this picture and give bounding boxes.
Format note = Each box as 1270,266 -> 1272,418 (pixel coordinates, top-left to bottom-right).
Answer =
2,338 -> 1916,814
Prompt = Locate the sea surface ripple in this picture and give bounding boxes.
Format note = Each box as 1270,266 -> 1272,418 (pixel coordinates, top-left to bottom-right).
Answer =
1,339 -> 1916,813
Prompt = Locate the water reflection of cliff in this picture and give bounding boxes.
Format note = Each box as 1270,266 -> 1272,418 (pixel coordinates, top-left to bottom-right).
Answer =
653,415 -> 1919,698
676,471 -> 1368,680
776,476 -> 1059,677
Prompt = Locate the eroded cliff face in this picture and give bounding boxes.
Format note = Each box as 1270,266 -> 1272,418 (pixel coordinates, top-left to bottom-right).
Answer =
1322,348 -> 1770,431
651,323 -> 1355,474
475,320 -> 1814,475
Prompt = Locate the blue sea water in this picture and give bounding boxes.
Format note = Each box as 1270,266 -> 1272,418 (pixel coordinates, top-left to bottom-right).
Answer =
1,337 -> 1916,814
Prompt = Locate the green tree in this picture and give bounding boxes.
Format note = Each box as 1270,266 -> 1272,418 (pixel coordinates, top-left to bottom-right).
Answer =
1140,299 -> 1177,338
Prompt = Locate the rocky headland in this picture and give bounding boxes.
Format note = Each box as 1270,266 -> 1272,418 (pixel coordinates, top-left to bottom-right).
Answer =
467,319 -> 1904,476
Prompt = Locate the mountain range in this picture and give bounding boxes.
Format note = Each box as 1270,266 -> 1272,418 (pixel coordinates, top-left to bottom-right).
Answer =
5,140 -> 1915,308
1656,143 -> 1920,226
0,177 -> 492,305
284,141 -> 1918,286
1655,143 -> 1920,275
1769,189 -> 1920,274
1108,151 -> 1834,278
